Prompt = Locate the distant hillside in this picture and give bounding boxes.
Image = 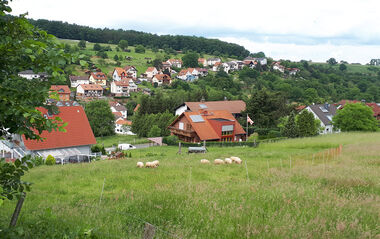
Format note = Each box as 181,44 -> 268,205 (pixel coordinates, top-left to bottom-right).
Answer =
29,19 -> 250,59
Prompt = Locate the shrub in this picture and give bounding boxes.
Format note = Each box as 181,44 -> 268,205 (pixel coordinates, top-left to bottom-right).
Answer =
31,156 -> 44,166
45,155 -> 55,165
163,135 -> 179,145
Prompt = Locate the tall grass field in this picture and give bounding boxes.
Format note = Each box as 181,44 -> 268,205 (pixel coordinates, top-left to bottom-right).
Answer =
1,132 -> 379,238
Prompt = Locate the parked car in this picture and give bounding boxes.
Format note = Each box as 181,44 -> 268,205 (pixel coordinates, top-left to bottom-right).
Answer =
118,144 -> 136,150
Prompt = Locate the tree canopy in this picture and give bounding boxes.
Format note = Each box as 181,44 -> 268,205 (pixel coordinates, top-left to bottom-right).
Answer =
333,103 -> 378,132
182,52 -> 199,68
84,100 -> 115,137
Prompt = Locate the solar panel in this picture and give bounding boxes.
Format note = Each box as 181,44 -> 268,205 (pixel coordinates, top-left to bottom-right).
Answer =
190,115 -> 205,122
199,104 -> 208,109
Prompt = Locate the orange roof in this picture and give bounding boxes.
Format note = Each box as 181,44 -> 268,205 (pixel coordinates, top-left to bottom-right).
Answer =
214,62 -> 221,66
114,67 -> 127,77
167,59 -> 182,64
184,100 -> 246,114
90,72 -> 106,80
124,65 -> 137,71
170,110 -> 246,141
79,84 -> 103,90
178,69 -> 189,76
154,74 -> 171,81
112,112 -> 123,118
50,85 -> 71,94
134,104 -> 140,112
146,67 -> 157,72
116,119 -> 132,125
114,80 -> 129,87
22,106 -> 96,150
198,58 -> 206,62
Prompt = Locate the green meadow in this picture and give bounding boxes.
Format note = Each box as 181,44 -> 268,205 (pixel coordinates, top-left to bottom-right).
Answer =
0,132 -> 379,238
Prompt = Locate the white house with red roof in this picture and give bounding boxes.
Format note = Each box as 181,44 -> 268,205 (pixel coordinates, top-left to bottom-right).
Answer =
112,67 -> 129,81
69,75 -> 89,88
145,67 -> 158,78
115,119 -> 135,135
77,84 -> 103,99
152,74 -> 172,86
0,106 -> 96,160
50,85 -> 71,101
124,65 -> 138,78
110,80 -> 130,97
89,72 -> 107,86
166,59 -> 182,68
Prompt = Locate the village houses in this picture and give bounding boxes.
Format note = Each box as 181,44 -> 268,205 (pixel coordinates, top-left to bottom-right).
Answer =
110,80 -> 130,97
50,85 -> 71,101
152,74 -> 172,86
145,67 -> 158,79
76,84 -> 103,99
69,75 -> 89,88
89,71 -> 107,86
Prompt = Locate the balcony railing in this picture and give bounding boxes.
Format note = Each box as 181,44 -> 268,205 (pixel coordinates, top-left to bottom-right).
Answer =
168,126 -> 195,137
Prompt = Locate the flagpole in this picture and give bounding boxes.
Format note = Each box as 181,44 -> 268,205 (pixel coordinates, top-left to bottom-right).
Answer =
246,114 -> 248,141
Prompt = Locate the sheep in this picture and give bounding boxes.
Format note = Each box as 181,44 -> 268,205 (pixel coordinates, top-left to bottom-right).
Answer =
200,159 -> 210,164
152,160 -> 160,167
224,158 -> 232,164
230,156 -> 242,164
145,162 -> 155,168
214,159 -> 224,165
136,162 -> 144,168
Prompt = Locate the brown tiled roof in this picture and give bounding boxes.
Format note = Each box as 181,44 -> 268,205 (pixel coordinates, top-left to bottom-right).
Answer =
90,72 -> 106,80
169,110 -> 246,141
184,100 -> 246,114
154,74 -> 171,81
146,67 -> 157,72
114,67 -> 127,77
79,84 -> 103,90
114,80 -> 129,87
124,65 -> 137,71
50,85 -> 71,94
113,112 -> 122,119
116,119 -> 132,125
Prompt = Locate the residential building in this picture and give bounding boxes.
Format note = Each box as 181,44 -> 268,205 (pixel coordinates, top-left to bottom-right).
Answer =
76,84 -> 103,99
89,72 -> 107,86
123,65 -> 138,78
18,70 -> 48,80
115,119 -> 135,135
112,67 -> 128,81
337,100 -> 380,121
109,101 -> 127,119
0,106 -> 96,160
168,110 -> 246,143
272,62 -> 285,73
50,85 -> 71,101
166,59 -> 182,68
198,58 -> 207,67
288,68 -> 300,75
207,58 -> 221,66
145,67 -> 158,79
305,103 -> 338,134
69,75 -> 89,88
152,74 -> 171,86
212,62 -> 222,72
110,80 -> 130,97
175,100 -> 246,117
128,79 -> 138,92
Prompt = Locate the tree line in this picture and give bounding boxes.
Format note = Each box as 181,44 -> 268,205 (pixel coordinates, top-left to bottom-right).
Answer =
28,19 -> 250,58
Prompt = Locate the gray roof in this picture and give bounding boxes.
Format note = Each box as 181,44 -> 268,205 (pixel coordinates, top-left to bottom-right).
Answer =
308,104 -> 337,125
114,105 -> 127,112
69,75 -> 89,81
19,70 -> 48,76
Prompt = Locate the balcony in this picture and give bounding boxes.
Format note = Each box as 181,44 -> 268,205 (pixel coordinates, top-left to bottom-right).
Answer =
168,126 -> 195,137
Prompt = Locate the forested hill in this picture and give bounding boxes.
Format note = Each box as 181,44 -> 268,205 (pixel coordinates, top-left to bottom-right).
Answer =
29,19 -> 250,59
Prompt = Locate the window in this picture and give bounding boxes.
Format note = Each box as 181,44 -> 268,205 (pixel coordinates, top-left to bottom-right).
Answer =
222,131 -> 233,136
179,122 -> 184,130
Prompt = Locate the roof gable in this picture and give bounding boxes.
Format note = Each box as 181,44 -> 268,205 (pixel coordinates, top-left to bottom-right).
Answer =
23,106 -> 96,150
184,100 -> 246,114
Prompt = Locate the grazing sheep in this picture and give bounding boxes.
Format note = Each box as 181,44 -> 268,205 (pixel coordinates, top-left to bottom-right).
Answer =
200,159 -> 210,164
230,156 -> 242,164
152,160 -> 160,167
145,162 -> 154,168
224,158 -> 232,164
214,159 -> 224,165
136,162 -> 144,168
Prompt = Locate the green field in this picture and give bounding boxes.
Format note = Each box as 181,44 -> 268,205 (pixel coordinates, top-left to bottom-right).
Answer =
310,62 -> 380,75
58,39 -> 225,77
1,132 -> 379,238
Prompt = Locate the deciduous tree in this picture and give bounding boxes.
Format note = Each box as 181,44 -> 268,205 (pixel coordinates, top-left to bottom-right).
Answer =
84,100 -> 115,137
333,103 -> 378,131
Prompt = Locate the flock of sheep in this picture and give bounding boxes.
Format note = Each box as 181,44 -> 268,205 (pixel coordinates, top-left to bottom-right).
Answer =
136,156 -> 242,168
201,156 -> 242,165
136,160 -> 159,168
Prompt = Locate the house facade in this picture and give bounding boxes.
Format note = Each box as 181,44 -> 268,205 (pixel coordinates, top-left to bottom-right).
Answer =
18,70 -> 48,80
207,58 -> 221,66
89,72 -> 107,86
168,110 -> 246,143
306,103 -> 338,134
152,74 -> 172,86
145,67 -> 158,78
69,75 -> 89,88
110,80 -> 130,97
166,59 -> 182,68
112,67 -> 128,81
50,85 -> 71,101
76,84 -> 103,99
124,65 -> 138,78
0,106 -> 96,160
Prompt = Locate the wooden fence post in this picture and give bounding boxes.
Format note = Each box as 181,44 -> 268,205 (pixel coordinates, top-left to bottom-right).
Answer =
9,192 -> 26,227
142,223 -> 156,239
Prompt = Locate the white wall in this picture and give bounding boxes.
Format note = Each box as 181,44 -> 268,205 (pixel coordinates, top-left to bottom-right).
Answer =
175,105 -> 188,115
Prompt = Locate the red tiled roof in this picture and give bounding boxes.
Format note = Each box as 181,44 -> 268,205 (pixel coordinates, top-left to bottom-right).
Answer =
79,84 -> 103,90
167,59 -> 182,64
116,119 -> 132,125
50,85 -> 71,94
90,72 -> 106,80
112,112 -> 122,118
170,110 -> 246,141
184,100 -> 246,114
154,74 -> 171,81
146,67 -> 157,72
124,65 -> 137,71
22,106 -> 96,150
114,80 -> 129,87
178,69 -> 189,76
134,104 -> 140,112
114,67 -> 127,77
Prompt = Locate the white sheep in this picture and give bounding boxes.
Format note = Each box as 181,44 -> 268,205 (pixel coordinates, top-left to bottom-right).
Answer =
214,159 -> 224,165
145,162 -> 155,168
230,156 -> 242,164
224,158 -> 232,164
136,162 -> 144,168
152,160 -> 160,167
200,159 -> 210,164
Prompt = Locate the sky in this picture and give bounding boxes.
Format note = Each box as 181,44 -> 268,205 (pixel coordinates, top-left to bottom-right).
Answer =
9,0 -> 380,64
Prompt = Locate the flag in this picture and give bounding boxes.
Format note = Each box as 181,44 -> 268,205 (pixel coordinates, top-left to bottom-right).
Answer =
247,115 -> 254,125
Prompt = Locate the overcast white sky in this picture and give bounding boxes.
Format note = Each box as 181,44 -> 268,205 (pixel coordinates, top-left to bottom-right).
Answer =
9,0 -> 380,63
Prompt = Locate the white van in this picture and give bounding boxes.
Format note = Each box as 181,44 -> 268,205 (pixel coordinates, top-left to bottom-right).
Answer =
118,144 -> 136,150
